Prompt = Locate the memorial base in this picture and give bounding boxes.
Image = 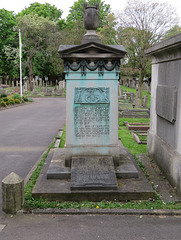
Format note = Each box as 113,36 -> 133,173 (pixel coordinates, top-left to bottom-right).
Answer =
33,146 -> 155,201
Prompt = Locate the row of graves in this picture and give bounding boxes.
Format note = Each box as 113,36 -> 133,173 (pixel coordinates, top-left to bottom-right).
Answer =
118,85 -> 150,145
118,85 -> 150,118
0,79 -> 66,97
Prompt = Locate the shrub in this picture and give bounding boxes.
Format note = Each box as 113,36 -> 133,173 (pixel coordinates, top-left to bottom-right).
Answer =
1,97 -> 9,103
13,93 -> 22,102
0,101 -> 7,107
14,99 -> 21,104
23,96 -> 28,102
27,97 -> 33,102
0,93 -> 7,98
8,99 -> 15,105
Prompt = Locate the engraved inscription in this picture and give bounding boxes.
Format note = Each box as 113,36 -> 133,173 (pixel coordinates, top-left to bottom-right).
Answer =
74,104 -> 110,138
74,87 -> 109,104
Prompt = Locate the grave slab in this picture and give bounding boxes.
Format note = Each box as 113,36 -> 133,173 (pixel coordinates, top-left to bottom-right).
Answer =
70,156 -> 118,191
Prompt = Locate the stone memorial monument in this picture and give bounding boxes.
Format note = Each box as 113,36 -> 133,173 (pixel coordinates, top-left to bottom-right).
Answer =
37,3 -> 154,201
59,4 -> 126,169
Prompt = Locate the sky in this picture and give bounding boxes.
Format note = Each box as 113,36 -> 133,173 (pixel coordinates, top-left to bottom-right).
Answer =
1,0 -> 181,21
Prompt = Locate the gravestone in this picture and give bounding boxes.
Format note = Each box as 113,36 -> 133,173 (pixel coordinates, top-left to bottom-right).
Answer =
130,92 -> 134,102
58,81 -> 63,90
142,94 -> 148,108
45,88 -> 53,96
54,89 -> 62,96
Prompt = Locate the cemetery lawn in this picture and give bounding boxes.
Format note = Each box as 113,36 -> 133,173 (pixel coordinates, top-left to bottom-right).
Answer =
23,120 -> 181,211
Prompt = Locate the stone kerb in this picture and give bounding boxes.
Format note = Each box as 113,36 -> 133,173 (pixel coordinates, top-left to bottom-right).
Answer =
2,172 -> 24,214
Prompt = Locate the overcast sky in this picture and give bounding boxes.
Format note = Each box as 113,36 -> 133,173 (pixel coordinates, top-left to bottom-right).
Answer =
1,0 -> 181,20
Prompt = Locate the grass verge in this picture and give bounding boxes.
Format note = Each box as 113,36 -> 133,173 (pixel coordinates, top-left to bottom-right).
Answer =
24,140 -> 55,207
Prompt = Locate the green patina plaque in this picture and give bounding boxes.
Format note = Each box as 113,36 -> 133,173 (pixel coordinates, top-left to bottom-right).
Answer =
74,104 -> 110,138
74,87 -> 109,104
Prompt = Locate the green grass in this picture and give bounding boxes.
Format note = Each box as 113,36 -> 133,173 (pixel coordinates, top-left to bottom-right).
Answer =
136,133 -> 147,142
121,85 -> 151,108
119,118 -> 150,157
59,125 -> 66,148
24,198 -> 181,210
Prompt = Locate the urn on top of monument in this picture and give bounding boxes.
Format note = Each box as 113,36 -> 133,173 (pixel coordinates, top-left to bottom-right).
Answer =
82,3 -> 101,44
83,3 -> 99,30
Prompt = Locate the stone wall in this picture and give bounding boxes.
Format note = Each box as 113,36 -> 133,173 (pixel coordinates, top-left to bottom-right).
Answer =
146,33 -> 181,194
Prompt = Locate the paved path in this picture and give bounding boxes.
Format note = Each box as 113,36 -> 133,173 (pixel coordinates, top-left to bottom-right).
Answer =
0,98 -> 66,211
1,214 -> 181,240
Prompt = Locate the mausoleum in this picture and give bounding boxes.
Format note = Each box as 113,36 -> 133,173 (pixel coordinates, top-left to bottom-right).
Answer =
146,33 -> 181,194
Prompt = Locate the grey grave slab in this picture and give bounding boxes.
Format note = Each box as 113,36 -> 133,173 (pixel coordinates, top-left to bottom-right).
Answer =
71,156 -> 118,191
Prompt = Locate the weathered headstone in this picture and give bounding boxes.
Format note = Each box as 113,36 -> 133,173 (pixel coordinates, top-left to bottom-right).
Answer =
142,94 -> 148,108
130,92 -> 134,102
58,81 -> 63,90
54,89 -> 62,96
45,88 -> 53,96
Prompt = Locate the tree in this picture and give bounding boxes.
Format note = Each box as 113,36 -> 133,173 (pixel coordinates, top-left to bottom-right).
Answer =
116,0 -> 179,98
17,2 -> 65,30
66,0 -> 111,28
16,14 -> 60,90
0,9 -> 18,78
98,13 -> 117,45
163,25 -> 181,40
